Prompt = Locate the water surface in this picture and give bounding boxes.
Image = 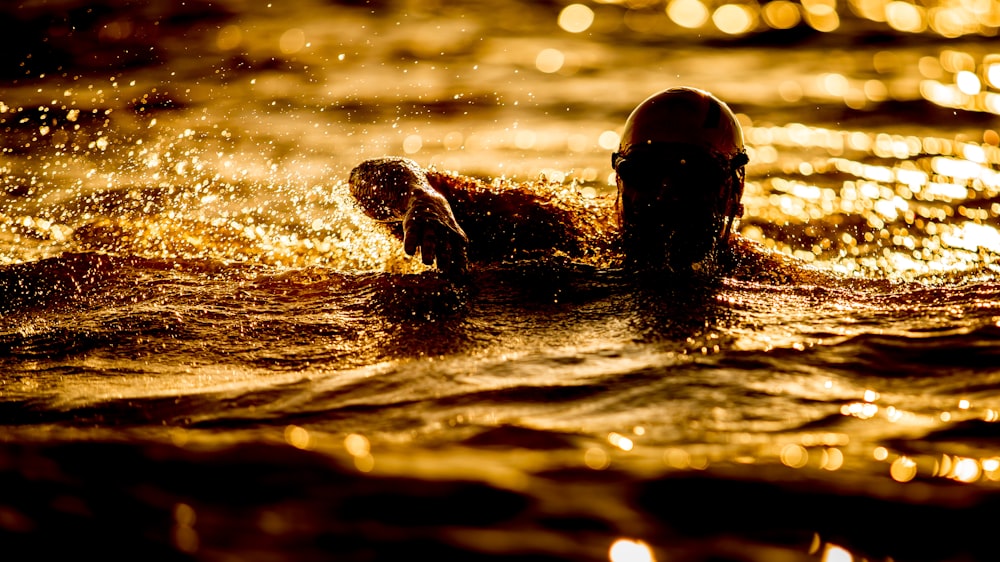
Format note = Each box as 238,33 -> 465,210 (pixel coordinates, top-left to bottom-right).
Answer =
3,1 -> 1000,560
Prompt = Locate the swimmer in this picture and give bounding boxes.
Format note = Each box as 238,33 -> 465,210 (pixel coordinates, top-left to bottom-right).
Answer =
349,87 -> 800,279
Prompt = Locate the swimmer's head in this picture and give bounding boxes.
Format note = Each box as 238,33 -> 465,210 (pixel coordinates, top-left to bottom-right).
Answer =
613,87 -> 749,270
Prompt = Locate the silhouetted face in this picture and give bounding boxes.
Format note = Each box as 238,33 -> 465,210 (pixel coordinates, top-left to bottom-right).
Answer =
614,142 -> 732,270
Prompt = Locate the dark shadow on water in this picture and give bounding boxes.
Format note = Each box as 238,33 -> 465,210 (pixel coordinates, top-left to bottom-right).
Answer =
623,268 -> 732,345
368,259 -> 737,355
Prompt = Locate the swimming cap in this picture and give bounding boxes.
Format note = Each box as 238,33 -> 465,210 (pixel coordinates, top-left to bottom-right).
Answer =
618,86 -> 745,165
613,87 -> 749,269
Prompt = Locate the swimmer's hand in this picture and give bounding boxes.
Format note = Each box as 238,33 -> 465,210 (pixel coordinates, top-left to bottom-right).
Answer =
404,189 -> 469,275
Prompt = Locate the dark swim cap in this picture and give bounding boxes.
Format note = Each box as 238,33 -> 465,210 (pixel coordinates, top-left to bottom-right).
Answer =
613,87 -> 749,269
618,86 -> 746,167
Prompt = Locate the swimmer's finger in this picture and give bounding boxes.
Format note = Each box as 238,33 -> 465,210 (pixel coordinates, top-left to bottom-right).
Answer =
403,219 -> 424,256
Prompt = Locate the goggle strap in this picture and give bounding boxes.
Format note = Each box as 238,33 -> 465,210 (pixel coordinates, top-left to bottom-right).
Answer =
614,146 -> 748,172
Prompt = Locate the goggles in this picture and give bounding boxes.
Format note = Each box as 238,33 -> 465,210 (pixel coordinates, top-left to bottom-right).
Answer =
612,143 -> 748,193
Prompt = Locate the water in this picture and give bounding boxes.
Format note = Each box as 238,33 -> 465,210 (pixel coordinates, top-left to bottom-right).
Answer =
2,0 -> 1000,560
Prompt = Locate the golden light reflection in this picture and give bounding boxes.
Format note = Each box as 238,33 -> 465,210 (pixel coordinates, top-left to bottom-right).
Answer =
777,80 -> 804,102
216,25 -> 242,51
942,222 -> 1000,254
886,405 -> 904,422
820,447 -> 844,470
172,503 -> 199,554
354,453 -> 375,472
741,113 -> 1000,279
841,401 -> 878,419
950,457 -> 981,482
943,49 -> 975,73
878,449 -> 1000,484
593,0 -> 999,37
609,539 -> 655,562
284,424 -> 311,450
598,130 -> 620,151
987,58 -> 1000,88
514,130 -> 537,149
170,427 -> 189,447
762,1 -> 802,28
780,443 -> 808,468
885,1 -> 926,33
442,131 -> 464,150
938,453 -> 953,476
802,0 -> 840,31
956,70 -> 982,95
344,433 -> 370,457
344,433 -> 375,472
174,502 -> 196,527
585,447 -> 611,469
890,456 -> 918,482
535,48 -> 565,74
559,3 -> 596,33
609,431 -> 635,451
920,51 -> 1000,116
918,55 -> 944,78
667,0 -> 711,28
664,447 -> 690,468
278,28 -> 306,55
713,4 -> 757,34
821,543 -> 854,562
984,458 -> 1000,480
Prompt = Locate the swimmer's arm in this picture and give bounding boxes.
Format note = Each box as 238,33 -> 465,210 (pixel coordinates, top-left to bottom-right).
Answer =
349,156 -> 468,274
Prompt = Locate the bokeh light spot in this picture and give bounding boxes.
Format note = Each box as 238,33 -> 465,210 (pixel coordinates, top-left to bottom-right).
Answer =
802,0 -> 840,31
762,1 -> 801,29
515,130 -> 537,149
558,4 -> 596,33
344,433 -> 370,457
821,448 -> 844,470
778,80 -> 804,102
713,4 -> 756,34
608,432 -> 634,451
599,130 -> 620,150
609,538 -> 655,562
951,457 -> 981,482
780,443 -> 808,468
403,134 -> 423,154
536,48 -> 565,73
821,73 -> 849,96
667,0 -> 710,29
284,425 -> 311,450
890,456 -> 917,482
822,543 -> 854,562
216,25 -> 242,51
885,1 -> 926,32
986,62 -> 1000,88
585,447 -> 609,469
354,453 -> 375,472
279,28 -> 306,55
956,70 -> 982,95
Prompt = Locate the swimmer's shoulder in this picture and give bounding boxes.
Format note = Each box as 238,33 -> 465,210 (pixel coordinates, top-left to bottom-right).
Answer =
423,168 -> 619,263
